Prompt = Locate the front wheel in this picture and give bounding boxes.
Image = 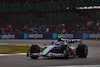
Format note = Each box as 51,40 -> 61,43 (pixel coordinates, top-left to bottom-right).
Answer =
31,56 -> 38,59
30,45 -> 40,59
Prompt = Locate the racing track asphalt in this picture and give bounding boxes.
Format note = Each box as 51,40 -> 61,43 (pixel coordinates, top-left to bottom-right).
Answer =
0,40 -> 100,67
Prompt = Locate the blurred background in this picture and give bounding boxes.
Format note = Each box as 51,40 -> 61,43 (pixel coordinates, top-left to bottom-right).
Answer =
0,1 -> 100,67
0,0 -> 100,39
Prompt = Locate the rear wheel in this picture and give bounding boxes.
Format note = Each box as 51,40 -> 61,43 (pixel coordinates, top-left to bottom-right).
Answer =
77,44 -> 88,58
30,45 -> 40,59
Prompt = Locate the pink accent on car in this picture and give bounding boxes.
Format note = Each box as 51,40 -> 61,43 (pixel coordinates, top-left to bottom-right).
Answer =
39,52 -> 42,56
86,48 -> 88,53
36,45 -> 38,52
70,47 -> 76,49
59,47 -> 61,52
40,46 -> 45,49
47,53 -> 50,56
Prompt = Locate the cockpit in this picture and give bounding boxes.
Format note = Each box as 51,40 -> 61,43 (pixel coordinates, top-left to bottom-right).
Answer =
55,42 -> 61,45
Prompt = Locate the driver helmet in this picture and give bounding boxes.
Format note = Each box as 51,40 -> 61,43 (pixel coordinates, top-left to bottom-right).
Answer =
58,36 -> 63,41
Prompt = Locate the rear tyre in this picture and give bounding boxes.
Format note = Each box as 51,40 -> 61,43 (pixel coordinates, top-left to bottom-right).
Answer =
77,44 -> 88,58
30,45 -> 40,59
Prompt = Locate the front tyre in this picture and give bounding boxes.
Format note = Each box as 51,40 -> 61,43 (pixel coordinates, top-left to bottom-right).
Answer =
31,56 -> 38,59
30,45 -> 40,59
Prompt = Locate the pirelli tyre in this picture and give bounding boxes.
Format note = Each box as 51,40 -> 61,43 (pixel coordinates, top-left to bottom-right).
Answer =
30,45 -> 40,59
77,44 -> 88,58
61,45 -> 70,59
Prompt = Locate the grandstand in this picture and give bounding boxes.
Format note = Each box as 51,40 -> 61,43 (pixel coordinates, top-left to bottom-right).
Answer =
0,0 -> 100,34
0,0 -> 100,11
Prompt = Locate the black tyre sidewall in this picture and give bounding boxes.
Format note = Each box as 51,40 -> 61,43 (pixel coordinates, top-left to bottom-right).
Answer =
30,45 -> 40,59
77,44 -> 88,58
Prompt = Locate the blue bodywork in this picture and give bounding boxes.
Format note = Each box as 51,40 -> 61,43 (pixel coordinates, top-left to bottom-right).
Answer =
42,41 -> 62,56
42,39 -> 80,56
27,39 -> 81,58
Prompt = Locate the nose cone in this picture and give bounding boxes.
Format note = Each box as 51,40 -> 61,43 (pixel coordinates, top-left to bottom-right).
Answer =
42,46 -> 54,55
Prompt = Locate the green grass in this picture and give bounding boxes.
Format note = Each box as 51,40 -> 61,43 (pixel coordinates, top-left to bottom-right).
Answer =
0,39 -> 99,54
0,45 -> 30,54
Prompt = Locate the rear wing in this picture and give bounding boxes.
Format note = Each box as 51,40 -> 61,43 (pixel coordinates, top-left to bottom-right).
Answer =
63,39 -> 82,43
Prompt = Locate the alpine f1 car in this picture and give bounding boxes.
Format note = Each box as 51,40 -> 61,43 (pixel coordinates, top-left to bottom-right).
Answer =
27,38 -> 88,59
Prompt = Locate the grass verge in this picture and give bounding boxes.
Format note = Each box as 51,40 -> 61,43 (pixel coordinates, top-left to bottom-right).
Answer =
0,45 -> 30,54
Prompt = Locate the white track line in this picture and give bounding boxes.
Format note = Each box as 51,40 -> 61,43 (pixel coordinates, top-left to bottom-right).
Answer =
0,53 -> 26,56
43,65 -> 100,67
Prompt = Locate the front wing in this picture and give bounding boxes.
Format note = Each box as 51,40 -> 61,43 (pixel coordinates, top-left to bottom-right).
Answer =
30,52 -> 63,57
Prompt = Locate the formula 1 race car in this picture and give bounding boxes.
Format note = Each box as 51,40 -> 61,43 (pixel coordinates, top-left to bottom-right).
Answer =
27,38 -> 88,59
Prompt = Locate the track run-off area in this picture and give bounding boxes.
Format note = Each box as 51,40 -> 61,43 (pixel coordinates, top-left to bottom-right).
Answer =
0,39 -> 100,67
